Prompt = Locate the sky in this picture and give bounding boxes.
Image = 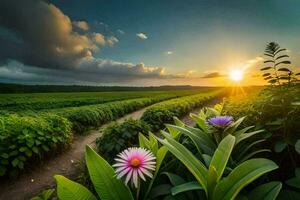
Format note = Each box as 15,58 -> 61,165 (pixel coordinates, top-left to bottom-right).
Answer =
0,0 -> 300,86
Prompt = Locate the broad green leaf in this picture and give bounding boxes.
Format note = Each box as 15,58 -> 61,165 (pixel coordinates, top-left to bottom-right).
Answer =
171,182 -> 203,196
235,139 -> 266,161
190,113 -> 208,132
166,125 -> 215,155
55,175 -> 97,200
150,184 -> 172,198
248,182 -> 282,200
209,134 -> 235,182
85,146 -> 133,200
213,158 -> 278,200
139,133 -> 150,149
173,117 -> 185,127
238,149 -> 271,164
286,177 -> 300,189
274,141 -> 287,153
157,131 -> 208,193
149,132 -> 158,155
143,146 -> 168,199
235,130 -> 264,145
277,189 -> 300,200
224,117 -> 245,136
162,172 -> 186,186
233,126 -> 255,137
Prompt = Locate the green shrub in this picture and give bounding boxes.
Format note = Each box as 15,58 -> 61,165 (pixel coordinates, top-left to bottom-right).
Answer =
141,90 -> 222,131
0,113 -> 72,177
96,118 -> 150,162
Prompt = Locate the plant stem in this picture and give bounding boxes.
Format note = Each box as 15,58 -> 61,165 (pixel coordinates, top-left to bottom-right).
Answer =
136,181 -> 140,200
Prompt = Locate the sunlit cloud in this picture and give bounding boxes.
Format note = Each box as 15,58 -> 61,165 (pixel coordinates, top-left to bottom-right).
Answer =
201,72 -> 226,79
136,32 -> 148,39
73,20 -> 89,31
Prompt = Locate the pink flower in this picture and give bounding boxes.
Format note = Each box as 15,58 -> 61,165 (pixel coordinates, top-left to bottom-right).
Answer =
113,147 -> 156,188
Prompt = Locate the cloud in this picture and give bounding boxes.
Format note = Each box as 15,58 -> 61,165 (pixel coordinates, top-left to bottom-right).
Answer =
92,33 -> 106,45
202,72 -> 226,78
0,60 -> 182,84
136,32 -> 148,39
0,0 -> 97,69
117,29 -> 125,34
106,36 -> 119,46
73,20 -> 89,31
0,0 -> 184,85
165,51 -> 173,55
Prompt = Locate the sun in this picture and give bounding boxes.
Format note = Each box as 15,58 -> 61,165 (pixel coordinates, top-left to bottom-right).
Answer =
229,69 -> 244,82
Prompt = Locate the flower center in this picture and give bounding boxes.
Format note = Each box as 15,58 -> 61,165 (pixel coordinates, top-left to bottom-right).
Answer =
130,157 -> 141,167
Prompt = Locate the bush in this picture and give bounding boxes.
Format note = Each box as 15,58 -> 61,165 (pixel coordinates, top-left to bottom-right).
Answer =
96,118 -> 151,162
53,97 -> 171,134
0,113 -> 72,177
141,90 -> 222,131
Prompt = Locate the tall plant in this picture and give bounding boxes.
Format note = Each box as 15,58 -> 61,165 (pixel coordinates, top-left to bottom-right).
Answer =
261,42 -> 299,86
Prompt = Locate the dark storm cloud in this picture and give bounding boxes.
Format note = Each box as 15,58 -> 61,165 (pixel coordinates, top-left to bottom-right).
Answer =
201,72 -> 225,78
0,0 -> 97,69
0,0 -> 179,83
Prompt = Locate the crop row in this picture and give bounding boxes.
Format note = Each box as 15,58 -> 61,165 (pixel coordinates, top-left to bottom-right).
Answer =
0,90 -> 210,112
52,95 -> 178,133
0,114 -> 72,177
0,93 -> 188,177
141,89 -> 223,130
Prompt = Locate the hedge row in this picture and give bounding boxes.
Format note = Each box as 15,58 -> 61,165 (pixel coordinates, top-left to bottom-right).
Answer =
52,96 -> 175,134
0,114 -> 72,177
141,90 -> 223,130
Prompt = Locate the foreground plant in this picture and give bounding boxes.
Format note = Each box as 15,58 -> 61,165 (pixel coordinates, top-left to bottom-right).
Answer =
157,132 -> 281,200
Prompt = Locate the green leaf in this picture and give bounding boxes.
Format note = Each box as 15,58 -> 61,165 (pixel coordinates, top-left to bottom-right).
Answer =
162,172 -> 186,186
190,113 -> 208,132
150,184 -> 172,198
295,140 -> 300,154
138,133 -> 150,149
207,135 -> 235,198
209,134 -> 235,182
235,130 -> 264,145
248,182 -> 282,200
236,139 -> 266,161
224,117 -> 245,136
286,177 -> 300,189
274,141 -> 287,153
85,145 -> 133,200
55,175 -> 97,200
213,158 -> 278,200
238,149 -> 271,163
165,125 -> 215,155
157,131 -> 208,194
171,182 -> 203,196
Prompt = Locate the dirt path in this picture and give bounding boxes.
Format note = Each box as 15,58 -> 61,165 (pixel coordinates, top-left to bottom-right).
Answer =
0,98 -> 222,200
0,108 -> 147,200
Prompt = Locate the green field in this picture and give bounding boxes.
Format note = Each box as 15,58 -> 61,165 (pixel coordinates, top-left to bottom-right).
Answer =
0,88 -> 222,177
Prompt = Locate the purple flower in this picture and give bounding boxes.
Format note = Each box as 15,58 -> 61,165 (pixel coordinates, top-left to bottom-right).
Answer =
208,116 -> 233,128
